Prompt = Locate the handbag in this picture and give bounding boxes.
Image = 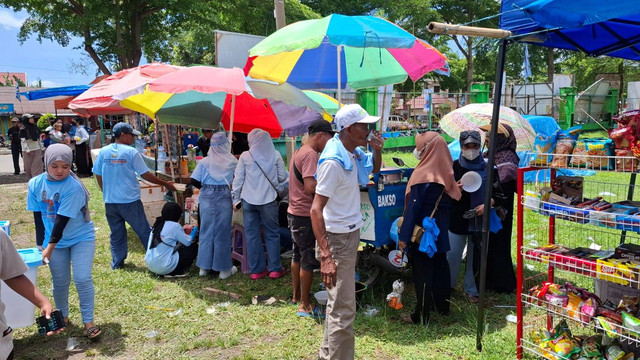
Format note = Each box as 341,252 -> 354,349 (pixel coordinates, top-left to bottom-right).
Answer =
251,153 -> 288,201
398,190 -> 444,244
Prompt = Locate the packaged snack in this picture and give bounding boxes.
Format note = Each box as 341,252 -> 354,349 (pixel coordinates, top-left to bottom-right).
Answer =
604,344 -> 625,360
532,131 -> 558,165
581,298 -> 598,321
622,311 -> 640,336
581,335 -> 603,358
609,126 -> 634,149
564,294 -> 584,321
596,316 -> 621,339
615,109 -> 640,128
550,126 -> 581,168
585,139 -> 614,170
570,140 -> 588,167
546,293 -> 569,307
615,149 -> 638,172
617,296 -> 639,314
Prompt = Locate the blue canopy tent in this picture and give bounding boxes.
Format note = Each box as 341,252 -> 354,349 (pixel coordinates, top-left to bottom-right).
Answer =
455,0 -> 640,353
18,85 -> 92,100
501,0 -> 640,60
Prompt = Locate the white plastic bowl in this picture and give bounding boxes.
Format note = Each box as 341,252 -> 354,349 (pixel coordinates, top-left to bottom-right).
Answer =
460,171 -> 482,192
314,291 -> 328,306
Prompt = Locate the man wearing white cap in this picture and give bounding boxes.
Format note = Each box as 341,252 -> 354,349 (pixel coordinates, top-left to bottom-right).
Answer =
310,104 -> 384,360
93,122 -> 177,269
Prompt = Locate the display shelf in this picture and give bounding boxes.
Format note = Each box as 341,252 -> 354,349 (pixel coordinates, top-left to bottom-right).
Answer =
522,245 -> 640,288
522,198 -> 640,235
522,293 -> 640,346
527,153 -> 638,173
520,339 -> 560,359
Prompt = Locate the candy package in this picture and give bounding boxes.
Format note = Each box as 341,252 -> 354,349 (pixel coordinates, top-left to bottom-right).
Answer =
532,132 -> 558,165
585,139 -> 614,170
550,126 -> 581,168
580,335 -> 603,358
609,126 -> 634,149
615,109 -> 640,128
615,149 -> 638,172
622,312 -> 640,337
570,140 -> 588,167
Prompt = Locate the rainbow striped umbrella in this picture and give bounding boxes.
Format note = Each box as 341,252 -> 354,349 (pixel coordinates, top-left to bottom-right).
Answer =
245,14 -> 448,101
302,90 -> 342,115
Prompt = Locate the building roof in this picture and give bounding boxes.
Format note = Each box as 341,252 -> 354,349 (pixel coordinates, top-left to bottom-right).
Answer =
0,86 -> 77,116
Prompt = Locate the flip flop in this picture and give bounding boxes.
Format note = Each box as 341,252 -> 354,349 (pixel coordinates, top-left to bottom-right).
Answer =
86,326 -> 101,339
297,311 -> 313,318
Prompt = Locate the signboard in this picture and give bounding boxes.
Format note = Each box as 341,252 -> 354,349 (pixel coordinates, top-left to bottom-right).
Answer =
360,192 -> 375,241
215,30 -> 265,69
0,103 -> 14,116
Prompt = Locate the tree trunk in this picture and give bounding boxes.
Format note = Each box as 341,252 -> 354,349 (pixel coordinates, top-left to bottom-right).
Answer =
466,39 -> 474,93
547,48 -> 555,83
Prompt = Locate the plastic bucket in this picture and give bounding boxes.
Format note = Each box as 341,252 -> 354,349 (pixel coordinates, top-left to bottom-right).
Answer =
1,248 -> 42,328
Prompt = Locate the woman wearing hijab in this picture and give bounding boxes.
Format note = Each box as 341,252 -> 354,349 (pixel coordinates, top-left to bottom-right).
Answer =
145,202 -> 199,277
190,132 -> 238,279
232,129 -> 288,280
398,132 -> 461,325
26,144 -> 100,339
447,130 -> 504,303
19,114 -> 44,179
480,123 -> 518,293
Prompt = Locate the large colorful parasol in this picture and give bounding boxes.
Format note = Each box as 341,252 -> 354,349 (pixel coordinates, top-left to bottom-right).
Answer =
69,63 -> 182,116
439,103 -> 536,151
244,14 -> 449,101
118,66 -> 330,137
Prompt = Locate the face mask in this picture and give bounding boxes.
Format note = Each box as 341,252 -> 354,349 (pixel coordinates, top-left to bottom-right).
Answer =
462,148 -> 480,160
413,148 -> 421,160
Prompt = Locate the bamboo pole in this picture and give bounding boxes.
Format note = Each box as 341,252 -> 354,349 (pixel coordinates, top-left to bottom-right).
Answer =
428,22 -> 512,39
163,123 -> 175,182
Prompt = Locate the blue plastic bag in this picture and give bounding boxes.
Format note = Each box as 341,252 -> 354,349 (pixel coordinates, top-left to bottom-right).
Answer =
418,217 -> 440,258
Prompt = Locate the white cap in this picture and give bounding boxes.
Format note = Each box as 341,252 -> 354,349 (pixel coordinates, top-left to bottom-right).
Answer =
333,104 -> 380,131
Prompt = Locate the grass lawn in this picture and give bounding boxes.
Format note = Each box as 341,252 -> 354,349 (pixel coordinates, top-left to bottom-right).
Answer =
4,151 -> 523,360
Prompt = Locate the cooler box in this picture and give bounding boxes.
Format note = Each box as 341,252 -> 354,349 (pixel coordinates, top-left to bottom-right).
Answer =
140,180 -> 165,203
1,248 -> 42,328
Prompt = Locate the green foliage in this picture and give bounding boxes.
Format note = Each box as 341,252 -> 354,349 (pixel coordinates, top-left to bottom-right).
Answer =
301,0 -> 379,16
152,0 -> 321,66
37,113 -> 54,131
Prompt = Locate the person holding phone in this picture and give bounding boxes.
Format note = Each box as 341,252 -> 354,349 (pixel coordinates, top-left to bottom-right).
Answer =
27,144 -> 100,339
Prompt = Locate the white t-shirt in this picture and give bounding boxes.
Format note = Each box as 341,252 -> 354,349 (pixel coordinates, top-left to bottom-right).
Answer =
315,156 -> 363,234
0,229 -> 29,359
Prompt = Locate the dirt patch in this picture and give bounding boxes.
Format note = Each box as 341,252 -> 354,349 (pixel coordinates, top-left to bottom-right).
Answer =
0,173 -> 29,185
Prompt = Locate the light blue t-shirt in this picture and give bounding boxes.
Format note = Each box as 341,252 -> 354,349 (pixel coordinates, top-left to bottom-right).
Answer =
144,221 -> 193,275
27,174 -> 95,248
92,143 -> 149,203
190,162 -> 233,186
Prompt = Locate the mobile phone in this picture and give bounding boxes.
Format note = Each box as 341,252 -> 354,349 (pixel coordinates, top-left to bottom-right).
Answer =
36,309 -> 65,335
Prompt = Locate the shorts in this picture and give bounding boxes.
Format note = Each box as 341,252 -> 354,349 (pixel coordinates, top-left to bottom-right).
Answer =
288,214 -> 320,272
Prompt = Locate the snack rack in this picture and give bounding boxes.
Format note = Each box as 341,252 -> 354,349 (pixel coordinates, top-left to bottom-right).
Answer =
516,154 -> 640,359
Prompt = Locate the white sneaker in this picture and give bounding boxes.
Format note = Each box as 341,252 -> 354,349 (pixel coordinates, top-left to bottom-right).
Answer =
219,266 -> 238,280
199,268 -> 210,277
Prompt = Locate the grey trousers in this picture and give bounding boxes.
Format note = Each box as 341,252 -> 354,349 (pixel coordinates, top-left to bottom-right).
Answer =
319,229 -> 360,360
23,149 -> 43,178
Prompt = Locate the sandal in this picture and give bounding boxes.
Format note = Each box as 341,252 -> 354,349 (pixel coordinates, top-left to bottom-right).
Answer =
467,294 -> 480,304
86,326 -> 101,339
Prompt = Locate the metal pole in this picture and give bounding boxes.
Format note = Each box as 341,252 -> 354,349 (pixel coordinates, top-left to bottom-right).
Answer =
337,45 -> 342,105
476,38 -> 508,352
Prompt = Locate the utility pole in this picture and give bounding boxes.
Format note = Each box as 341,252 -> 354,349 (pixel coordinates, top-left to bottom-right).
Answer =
274,0 -> 286,30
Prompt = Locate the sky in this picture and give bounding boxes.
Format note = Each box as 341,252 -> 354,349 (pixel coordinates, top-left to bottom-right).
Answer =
0,9 -> 96,87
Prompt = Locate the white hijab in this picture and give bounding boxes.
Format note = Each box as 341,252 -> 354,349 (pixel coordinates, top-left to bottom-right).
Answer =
201,132 -> 237,183
248,128 -> 278,175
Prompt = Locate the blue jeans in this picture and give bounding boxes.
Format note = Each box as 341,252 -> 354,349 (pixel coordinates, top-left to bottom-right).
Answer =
105,200 -> 151,269
197,185 -> 233,272
447,231 -> 478,297
48,241 -> 95,324
242,200 -> 283,273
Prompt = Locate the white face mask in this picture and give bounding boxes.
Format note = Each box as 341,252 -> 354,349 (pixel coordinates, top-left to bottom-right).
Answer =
413,148 -> 422,160
461,148 -> 480,160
